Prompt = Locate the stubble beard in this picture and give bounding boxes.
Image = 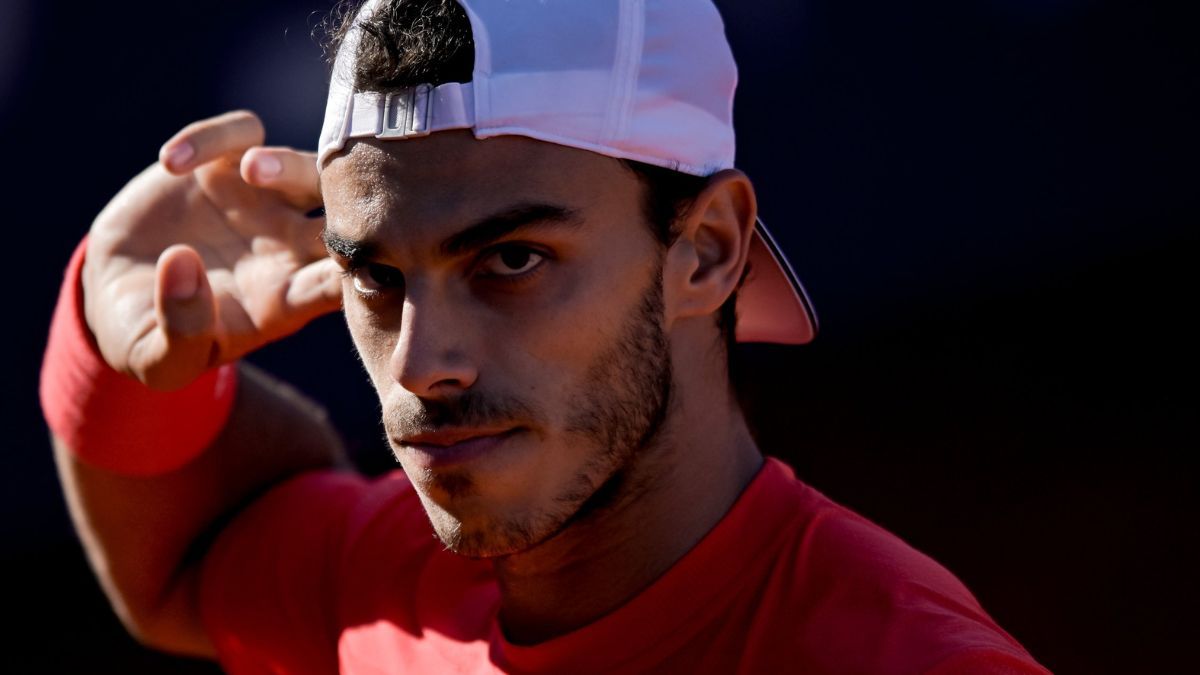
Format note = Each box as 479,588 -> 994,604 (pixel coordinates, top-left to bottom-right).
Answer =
433,267 -> 674,558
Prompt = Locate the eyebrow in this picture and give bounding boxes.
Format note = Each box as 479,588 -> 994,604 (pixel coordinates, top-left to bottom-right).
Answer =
322,203 -> 581,264
441,203 -> 581,256
322,229 -> 376,263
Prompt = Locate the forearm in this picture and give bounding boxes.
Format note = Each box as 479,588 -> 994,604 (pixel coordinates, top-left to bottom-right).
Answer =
52,361 -> 349,657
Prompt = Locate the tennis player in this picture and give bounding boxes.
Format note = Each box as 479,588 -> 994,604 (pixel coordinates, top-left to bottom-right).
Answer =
41,1 -> 1050,672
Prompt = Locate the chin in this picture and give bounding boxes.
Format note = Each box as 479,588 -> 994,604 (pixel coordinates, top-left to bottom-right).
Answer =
429,506 -> 542,559
415,486 -> 578,559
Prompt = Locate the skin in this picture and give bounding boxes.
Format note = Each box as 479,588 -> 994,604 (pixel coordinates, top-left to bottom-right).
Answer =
60,111 -> 348,657
321,130 -> 764,643
59,110 -> 765,653
83,110 -> 343,391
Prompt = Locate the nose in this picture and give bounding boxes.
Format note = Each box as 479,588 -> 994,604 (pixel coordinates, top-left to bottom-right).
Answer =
389,287 -> 479,397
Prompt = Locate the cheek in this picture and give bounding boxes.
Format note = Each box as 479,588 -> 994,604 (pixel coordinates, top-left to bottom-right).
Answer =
487,256 -> 654,406
488,264 -> 603,367
342,296 -> 396,391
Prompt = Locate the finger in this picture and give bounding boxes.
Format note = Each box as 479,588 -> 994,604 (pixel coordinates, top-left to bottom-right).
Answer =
159,110 -> 266,175
241,147 -> 323,211
137,245 -> 219,391
283,257 -> 344,325
288,209 -> 330,261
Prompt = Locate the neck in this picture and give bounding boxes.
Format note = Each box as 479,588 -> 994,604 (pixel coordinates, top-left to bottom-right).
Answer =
493,346 -> 762,645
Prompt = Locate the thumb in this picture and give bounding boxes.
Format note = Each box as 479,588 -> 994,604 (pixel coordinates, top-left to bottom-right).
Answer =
140,245 -> 218,390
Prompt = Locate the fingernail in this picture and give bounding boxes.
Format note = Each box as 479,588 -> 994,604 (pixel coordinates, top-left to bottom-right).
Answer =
165,141 -> 194,169
255,154 -> 282,179
165,259 -> 199,300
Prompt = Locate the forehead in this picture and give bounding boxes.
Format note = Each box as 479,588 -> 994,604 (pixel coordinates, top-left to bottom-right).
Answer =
320,131 -> 641,237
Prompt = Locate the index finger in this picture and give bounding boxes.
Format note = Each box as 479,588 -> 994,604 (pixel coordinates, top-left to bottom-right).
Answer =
159,110 -> 266,175
241,147 -> 323,212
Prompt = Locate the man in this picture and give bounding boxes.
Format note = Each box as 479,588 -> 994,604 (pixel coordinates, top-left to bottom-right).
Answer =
40,0 -> 1050,672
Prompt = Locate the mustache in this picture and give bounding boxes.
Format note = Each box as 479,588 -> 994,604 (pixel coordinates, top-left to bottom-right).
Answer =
384,388 -> 539,438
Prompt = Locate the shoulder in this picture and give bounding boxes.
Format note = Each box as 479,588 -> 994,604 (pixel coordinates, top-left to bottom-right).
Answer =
205,468 -> 422,561
198,468 -> 429,673
757,459 -> 1049,674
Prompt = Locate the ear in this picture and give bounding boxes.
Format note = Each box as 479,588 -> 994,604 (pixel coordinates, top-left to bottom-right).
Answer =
663,169 -> 757,328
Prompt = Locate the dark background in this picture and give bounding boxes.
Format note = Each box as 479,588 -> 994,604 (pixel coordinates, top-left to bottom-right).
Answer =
3,1 -> 1195,672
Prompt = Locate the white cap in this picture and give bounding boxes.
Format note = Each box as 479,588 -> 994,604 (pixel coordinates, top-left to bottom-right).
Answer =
318,0 -> 817,345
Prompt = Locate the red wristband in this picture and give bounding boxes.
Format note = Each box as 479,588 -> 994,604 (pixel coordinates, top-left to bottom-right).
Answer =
39,238 -> 238,476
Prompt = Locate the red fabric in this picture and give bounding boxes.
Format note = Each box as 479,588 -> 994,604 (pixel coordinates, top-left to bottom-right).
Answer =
199,458 -> 1052,674
39,238 -> 238,476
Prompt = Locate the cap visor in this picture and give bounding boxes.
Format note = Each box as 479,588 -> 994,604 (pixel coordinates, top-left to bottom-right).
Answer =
734,218 -> 818,344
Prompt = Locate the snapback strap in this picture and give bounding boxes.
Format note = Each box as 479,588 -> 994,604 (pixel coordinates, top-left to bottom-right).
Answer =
320,81 -> 476,168
348,83 -> 475,141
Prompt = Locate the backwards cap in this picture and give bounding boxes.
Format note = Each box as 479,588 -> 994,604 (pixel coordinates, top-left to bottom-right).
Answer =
319,0 -> 817,344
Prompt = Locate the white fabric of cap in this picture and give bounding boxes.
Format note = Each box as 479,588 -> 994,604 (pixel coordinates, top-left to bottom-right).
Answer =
319,0 -> 735,174
317,0 -> 817,345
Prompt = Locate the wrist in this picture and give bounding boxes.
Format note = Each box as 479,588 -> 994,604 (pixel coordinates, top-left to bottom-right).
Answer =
39,237 -> 238,476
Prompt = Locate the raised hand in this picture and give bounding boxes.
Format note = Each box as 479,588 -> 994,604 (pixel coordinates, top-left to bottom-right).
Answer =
83,110 -> 343,391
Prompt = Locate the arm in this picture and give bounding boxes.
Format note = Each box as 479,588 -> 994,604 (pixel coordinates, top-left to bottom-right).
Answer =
43,110 -> 347,658
52,363 -> 349,657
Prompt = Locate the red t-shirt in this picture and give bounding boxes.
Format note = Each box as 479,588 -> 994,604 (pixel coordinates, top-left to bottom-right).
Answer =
199,458 -> 1050,674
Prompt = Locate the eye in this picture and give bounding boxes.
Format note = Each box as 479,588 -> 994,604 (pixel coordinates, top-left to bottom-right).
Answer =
477,245 -> 546,278
344,263 -> 404,296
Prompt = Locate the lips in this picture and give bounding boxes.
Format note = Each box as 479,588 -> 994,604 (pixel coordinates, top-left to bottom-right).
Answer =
396,427 -> 521,469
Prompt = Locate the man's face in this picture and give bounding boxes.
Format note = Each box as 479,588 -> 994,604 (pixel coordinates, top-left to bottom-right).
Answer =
321,131 -> 674,558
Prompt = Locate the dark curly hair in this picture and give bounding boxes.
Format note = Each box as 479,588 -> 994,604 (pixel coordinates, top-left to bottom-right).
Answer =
322,0 -> 741,375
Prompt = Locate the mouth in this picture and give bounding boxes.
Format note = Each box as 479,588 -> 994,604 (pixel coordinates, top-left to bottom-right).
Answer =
396,427 -> 523,469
